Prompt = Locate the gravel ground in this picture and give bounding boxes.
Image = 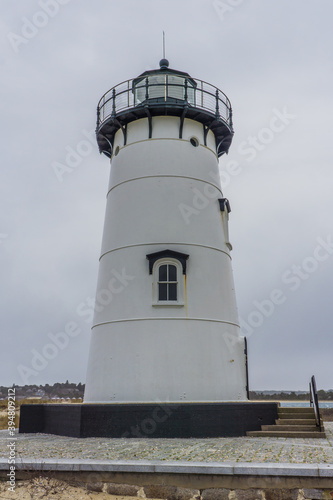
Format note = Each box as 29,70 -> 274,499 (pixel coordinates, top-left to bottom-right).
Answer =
1,423 -> 333,464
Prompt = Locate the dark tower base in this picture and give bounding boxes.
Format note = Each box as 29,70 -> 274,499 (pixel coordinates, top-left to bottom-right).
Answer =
19,402 -> 279,438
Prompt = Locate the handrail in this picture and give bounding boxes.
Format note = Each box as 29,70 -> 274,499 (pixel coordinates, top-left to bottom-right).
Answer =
309,375 -> 321,432
96,75 -> 233,132
244,337 -> 250,400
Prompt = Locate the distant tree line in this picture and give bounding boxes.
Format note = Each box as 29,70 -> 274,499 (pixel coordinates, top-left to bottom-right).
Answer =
0,382 -> 85,399
1,384 -> 332,401
250,390 -> 333,401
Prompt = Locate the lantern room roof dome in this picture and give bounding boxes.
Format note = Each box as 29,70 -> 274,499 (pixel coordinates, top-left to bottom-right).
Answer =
134,59 -> 192,81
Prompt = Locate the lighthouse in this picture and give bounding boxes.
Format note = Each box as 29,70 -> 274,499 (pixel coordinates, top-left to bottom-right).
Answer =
84,59 -> 248,404
20,59 -> 281,437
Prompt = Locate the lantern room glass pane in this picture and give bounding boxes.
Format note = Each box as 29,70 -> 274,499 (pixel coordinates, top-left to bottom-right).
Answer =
133,74 -> 195,105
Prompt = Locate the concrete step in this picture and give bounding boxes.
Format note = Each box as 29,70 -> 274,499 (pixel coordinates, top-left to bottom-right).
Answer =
246,430 -> 326,438
262,425 -> 320,432
275,418 -> 316,425
277,412 -> 315,419
247,406 -> 325,438
278,407 -> 315,414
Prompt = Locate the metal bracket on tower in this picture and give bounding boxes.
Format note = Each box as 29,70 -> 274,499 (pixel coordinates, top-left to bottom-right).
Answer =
217,136 -> 232,156
144,105 -> 153,138
113,119 -> 127,146
179,106 -> 188,139
203,124 -> 209,146
98,133 -> 113,158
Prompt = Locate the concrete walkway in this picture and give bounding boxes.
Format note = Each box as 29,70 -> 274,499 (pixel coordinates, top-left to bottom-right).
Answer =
1,457 -> 333,477
1,423 -> 333,465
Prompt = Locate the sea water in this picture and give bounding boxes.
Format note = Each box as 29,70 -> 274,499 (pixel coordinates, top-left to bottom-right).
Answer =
279,401 -> 333,408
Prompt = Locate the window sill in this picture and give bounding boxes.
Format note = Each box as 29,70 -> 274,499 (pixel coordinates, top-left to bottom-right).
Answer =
152,302 -> 184,307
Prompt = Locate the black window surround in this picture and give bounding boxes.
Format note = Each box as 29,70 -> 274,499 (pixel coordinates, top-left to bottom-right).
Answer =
146,249 -> 189,275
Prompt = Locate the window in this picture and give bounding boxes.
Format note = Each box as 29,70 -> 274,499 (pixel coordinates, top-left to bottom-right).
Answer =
158,263 -> 178,301
146,249 -> 189,306
153,259 -> 182,305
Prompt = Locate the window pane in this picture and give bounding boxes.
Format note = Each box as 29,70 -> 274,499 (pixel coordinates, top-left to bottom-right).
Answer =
168,264 -> 177,282
169,283 -> 177,301
167,75 -> 185,100
159,283 -> 167,301
159,265 -> 167,281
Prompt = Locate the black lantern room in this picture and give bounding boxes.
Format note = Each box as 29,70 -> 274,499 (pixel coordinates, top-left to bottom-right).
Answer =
96,60 -> 234,158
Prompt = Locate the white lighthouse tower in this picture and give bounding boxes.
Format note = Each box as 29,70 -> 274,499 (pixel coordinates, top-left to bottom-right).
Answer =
84,59 -> 248,404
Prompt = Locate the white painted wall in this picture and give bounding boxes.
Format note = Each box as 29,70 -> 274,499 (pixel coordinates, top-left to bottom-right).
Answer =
84,116 -> 247,403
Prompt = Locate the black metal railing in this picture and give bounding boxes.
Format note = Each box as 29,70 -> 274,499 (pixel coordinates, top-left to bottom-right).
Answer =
97,75 -> 233,131
310,375 -> 321,432
244,337 -> 250,400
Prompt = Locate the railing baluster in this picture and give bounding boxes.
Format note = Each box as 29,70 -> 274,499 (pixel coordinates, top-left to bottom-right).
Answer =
127,80 -> 130,108
145,77 -> 149,101
229,106 -> 234,132
96,106 -> 100,132
111,88 -> 116,117
215,89 -> 219,117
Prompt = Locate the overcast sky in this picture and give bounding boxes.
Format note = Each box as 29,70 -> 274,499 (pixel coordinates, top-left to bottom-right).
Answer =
1,0 -> 332,392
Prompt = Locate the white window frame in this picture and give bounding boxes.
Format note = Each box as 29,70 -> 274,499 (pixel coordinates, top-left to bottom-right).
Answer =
152,258 -> 185,307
